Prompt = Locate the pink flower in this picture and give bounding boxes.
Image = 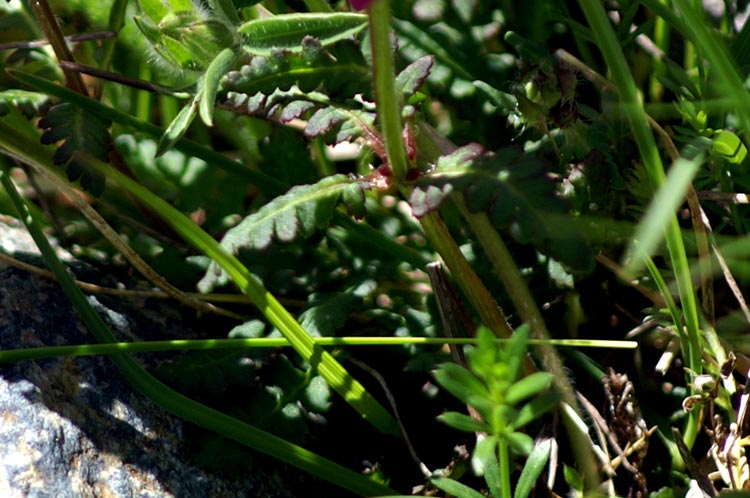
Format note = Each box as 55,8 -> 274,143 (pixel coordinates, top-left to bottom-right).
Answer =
350,0 -> 373,10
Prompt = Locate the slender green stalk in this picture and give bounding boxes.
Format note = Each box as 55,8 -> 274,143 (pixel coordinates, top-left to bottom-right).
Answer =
577,0 -> 703,449
420,213 -> 514,339
0,163 -> 396,497
368,0 -> 409,180
498,439 -> 511,498
0,337 -> 637,363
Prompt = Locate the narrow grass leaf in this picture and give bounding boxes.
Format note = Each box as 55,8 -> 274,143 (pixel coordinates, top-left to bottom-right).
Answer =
514,438 -> 553,498
622,154 -> 703,278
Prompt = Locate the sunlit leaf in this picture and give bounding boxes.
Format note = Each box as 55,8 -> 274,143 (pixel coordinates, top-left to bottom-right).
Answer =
505,372 -> 554,406
238,13 -> 368,56
471,435 -> 498,475
515,438 -> 553,498
433,362 -> 489,406
431,477 -> 487,498
198,174 -> 366,292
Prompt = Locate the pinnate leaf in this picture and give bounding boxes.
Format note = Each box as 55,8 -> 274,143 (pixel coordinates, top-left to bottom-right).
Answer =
38,102 -> 110,196
410,144 -> 594,271
198,174 -> 366,292
222,40 -> 371,99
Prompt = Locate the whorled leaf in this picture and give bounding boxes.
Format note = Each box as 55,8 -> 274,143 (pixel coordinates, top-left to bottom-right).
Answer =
409,144 -> 594,271
198,174 -> 366,292
222,39 -> 372,100
239,13 -> 368,56
37,102 -> 111,196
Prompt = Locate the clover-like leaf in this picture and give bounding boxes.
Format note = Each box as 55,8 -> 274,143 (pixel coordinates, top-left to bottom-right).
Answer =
38,102 -> 111,196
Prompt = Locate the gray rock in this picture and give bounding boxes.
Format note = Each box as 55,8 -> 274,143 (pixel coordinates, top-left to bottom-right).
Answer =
0,220 -> 292,498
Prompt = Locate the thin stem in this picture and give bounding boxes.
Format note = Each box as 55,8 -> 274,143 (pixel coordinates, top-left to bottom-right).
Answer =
368,0 -> 409,180
498,438 -> 512,498
577,0 -> 703,450
419,212 -> 514,339
29,0 -> 88,95
0,337 -> 638,363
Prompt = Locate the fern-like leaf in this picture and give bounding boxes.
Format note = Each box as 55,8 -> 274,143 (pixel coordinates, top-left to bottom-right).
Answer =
222,38 -> 371,99
198,174 -> 366,292
223,87 -> 377,147
37,102 -> 111,196
410,144 -> 594,271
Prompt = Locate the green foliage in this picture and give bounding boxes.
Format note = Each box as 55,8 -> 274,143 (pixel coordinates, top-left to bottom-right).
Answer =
198,174 -> 366,292
37,102 -> 111,196
223,39 -> 371,98
410,144 -> 594,271
8,0 -> 750,495
433,325 -> 558,497
238,13 -> 368,55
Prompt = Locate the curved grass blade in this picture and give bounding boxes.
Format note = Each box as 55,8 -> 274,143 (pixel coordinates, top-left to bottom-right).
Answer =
0,337 -> 638,363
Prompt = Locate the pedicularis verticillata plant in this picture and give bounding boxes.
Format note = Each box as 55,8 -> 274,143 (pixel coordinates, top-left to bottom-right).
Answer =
4,0 -> 750,496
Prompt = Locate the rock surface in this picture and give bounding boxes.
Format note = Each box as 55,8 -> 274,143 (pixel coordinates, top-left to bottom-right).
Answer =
0,220 -> 291,498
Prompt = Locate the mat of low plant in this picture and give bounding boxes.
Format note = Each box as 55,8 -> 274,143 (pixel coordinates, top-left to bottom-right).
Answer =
2,0 -> 750,496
